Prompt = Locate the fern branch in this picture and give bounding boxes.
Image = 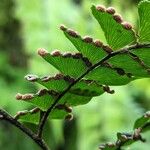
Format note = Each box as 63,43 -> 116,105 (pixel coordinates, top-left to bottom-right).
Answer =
37,43 -> 150,138
1,1 -> 150,150
0,108 -> 50,150
99,111 -> 150,150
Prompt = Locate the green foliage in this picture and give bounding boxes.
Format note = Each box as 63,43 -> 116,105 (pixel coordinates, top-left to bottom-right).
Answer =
134,111 -> 150,129
25,74 -> 104,96
40,50 -> 90,77
14,107 -> 69,125
138,0 -> 150,42
91,5 -> 136,50
2,0 -> 148,149
62,29 -> 107,64
98,111 -> 150,150
15,1 -> 150,126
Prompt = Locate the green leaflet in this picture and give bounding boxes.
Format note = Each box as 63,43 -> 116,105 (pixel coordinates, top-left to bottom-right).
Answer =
108,52 -> 150,78
138,0 -> 150,42
16,89 -> 93,110
86,66 -> 132,85
15,109 -> 40,125
16,90 -> 56,111
14,107 -> 70,124
70,80 -> 104,96
25,74 -> 71,92
38,49 -> 91,78
134,111 -> 150,129
61,93 -> 92,106
61,26 -> 108,64
132,47 -> 150,67
91,5 -> 136,50
25,74 -> 105,96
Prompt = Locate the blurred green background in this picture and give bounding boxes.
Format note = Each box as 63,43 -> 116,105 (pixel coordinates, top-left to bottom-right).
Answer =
0,0 -> 150,150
